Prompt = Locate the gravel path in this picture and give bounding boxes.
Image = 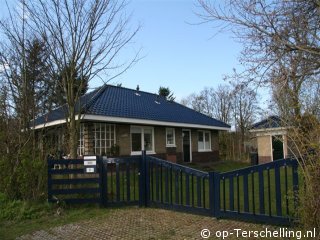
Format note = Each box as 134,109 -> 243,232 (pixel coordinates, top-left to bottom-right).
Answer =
17,207 -> 276,240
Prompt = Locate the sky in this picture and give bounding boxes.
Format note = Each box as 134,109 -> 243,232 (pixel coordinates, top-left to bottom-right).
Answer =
95,0 -> 245,101
0,0 -> 269,105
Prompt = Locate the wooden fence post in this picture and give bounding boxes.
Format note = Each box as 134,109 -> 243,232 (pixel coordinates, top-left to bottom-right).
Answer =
209,172 -> 215,217
213,172 -> 221,218
99,156 -> 106,207
209,172 -> 220,218
139,150 -> 147,207
145,151 -> 150,207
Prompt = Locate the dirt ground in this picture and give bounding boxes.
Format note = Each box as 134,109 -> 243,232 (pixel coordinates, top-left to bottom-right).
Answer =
16,207 -> 279,240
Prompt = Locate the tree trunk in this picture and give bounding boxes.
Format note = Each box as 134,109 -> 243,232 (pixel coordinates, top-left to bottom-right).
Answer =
68,106 -> 78,158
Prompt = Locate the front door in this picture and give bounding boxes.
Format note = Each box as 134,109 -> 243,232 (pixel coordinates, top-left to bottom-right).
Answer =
182,130 -> 191,162
272,135 -> 284,160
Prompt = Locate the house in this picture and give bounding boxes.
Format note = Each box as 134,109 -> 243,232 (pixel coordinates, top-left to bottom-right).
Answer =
33,84 -> 230,163
250,116 -> 292,163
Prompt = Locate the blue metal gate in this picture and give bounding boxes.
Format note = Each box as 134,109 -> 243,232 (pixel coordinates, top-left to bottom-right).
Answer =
48,153 -> 299,225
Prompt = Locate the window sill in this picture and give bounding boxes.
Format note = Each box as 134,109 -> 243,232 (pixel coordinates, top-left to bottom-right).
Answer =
198,149 -> 212,153
166,145 -> 176,148
131,151 -> 156,156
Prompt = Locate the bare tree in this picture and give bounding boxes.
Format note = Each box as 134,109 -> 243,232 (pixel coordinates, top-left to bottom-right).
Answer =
211,84 -> 233,124
196,0 -> 320,227
23,0 -> 140,157
181,85 -> 233,124
197,0 -> 320,116
232,83 -> 258,152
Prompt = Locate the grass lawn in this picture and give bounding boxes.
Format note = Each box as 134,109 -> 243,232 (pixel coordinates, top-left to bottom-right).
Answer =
0,198 -> 112,240
182,160 -> 251,172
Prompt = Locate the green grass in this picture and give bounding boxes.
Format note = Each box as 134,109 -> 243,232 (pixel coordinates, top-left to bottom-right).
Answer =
0,194 -> 112,240
182,160 -> 251,172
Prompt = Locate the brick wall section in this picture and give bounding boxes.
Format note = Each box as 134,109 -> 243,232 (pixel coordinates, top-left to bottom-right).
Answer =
81,122 -> 221,162
154,126 -> 166,153
116,124 -> 131,156
257,135 -> 272,163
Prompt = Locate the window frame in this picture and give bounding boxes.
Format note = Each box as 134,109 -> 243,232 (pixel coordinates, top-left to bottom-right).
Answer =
130,125 -> 155,155
93,123 -> 116,156
166,128 -> 176,147
198,130 -> 212,152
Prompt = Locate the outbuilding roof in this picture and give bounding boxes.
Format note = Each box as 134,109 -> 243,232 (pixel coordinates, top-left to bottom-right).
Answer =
33,85 -> 230,130
250,116 -> 283,130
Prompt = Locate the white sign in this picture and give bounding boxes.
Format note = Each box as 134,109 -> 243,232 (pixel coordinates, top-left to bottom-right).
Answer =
85,167 -> 95,173
84,160 -> 96,166
84,156 -> 97,160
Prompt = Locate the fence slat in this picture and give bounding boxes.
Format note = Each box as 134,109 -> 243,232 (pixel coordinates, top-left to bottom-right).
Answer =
251,171 -> 255,215
229,176 -> 234,211
116,163 -> 120,202
243,174 -> 249,212
156,164 -> 160,202
258,169 -> 265,214
50,187 -> 100,195
175,170 -> 179,204
165,167 -> 169,203
186,174 -> 190,206
267,168 -> 272,216
197,176 -> 201,208
274,167 -> 282,216
126,162 -> 131,202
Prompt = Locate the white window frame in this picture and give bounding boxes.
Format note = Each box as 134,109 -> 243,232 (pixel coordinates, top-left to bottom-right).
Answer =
93,123 -> 116,156
130,125 -> 155,155
198,130 -> 212,152
166,128 -> 176,147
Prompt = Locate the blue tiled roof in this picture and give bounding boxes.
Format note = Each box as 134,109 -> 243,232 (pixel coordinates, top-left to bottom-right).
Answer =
251,116 -> 283,130
34,85 -> 230,129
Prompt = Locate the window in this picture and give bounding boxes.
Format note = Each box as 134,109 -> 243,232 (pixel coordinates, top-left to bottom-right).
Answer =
166,128 -> 175,147
93,123 -> 116,156
131,126 -> 154,154
198,130 -> 211,151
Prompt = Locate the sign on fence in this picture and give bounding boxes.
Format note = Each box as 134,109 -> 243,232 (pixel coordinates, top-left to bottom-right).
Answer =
84,156 -> 97,173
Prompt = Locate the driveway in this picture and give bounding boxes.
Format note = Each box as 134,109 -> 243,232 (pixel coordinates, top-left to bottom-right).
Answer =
17,207 -> 276,239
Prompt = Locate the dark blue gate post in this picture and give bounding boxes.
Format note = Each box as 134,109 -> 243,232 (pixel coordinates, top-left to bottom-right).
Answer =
209,172 -> 215,217
145,151 -> 150,207
213,172 -> 221,218
102,157 -> 109,207
139,150 -> 147,207
209,171 -> 221,218
98,156 -> 105,207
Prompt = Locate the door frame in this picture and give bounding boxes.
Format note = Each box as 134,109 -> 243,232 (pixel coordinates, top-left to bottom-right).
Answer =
271,135 -> 284,161
182,129 -> 192,162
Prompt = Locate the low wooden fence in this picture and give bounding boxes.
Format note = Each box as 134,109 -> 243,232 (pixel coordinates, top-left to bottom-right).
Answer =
47,158 -> 103,204
47,153 -> 299,225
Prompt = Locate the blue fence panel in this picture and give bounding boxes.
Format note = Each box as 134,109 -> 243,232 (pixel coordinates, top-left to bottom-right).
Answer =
146,155 -> 210,216
214,158 -> 299,225
48,153 -> 299,226
47,157 -> 102,205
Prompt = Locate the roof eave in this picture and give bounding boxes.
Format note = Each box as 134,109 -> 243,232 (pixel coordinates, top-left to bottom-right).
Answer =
33,114 -> 231,131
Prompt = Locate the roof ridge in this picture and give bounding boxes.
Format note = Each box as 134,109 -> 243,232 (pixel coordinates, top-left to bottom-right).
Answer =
81,84 -> 109,113
106,84 -> 164,98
